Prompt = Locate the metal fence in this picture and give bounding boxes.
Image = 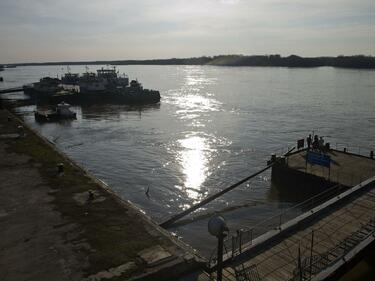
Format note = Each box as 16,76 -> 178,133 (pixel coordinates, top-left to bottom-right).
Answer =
209,210 -> 375,281
298,164 -> 367,187
208,184 -> 345,268
289,218 -> 375,281
334,142 -> 374,158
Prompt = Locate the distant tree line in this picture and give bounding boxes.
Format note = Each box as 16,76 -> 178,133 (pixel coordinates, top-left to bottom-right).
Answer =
206,54 -> 375,68
6,55 -> 375,69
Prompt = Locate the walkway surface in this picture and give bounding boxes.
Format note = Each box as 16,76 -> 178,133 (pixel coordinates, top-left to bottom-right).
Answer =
205,179 -> 375,281
0,107 -> 203,281
286,149 -> 375,187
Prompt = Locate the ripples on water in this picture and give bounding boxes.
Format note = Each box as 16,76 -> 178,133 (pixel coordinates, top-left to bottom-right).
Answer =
1,65 -> 375,255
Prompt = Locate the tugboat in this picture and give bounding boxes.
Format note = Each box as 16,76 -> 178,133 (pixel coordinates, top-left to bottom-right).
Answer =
24,66 -> 161,105
34,102 -> 77,122
61,66 -> 129,91
61,72 -> 80,85
23,77 -> 62,99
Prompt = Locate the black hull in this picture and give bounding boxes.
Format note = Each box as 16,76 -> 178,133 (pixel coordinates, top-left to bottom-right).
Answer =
34,112 -> 77,123
23,87 -> 55,99
26,89 -> 161,106
50,92 -> 159,105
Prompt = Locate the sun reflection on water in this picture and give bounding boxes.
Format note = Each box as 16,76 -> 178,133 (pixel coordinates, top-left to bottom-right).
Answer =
164,66 -> 221,125
178,135 -> 210,201
172,67 -> 223,205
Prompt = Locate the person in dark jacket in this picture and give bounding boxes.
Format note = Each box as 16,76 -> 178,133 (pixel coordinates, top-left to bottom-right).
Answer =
307,134 -> 312,149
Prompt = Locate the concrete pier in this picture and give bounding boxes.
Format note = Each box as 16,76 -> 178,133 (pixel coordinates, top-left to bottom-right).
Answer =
212,178 -> 375,281
201,147 -> 375,281
283,149 -> 375,187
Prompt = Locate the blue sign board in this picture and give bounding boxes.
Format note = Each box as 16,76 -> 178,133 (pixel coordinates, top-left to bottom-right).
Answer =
307,151 -> 331,168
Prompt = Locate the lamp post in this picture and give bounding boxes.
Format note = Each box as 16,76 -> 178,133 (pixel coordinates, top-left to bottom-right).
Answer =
208,215 -> 229,281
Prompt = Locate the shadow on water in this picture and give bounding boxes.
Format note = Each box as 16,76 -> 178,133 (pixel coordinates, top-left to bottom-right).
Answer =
79,103 -> 161,119
268,180 -> 330,204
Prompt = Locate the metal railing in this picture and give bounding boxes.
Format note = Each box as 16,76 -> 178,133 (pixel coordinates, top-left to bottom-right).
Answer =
334,142 -> 374,159
210,211 -> 375,281
289,218 -> 375,281
208,183 -> 345,268
298,164 -> 366,187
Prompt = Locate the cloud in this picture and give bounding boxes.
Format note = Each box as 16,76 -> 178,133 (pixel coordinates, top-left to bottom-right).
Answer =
0,0 -> 374,62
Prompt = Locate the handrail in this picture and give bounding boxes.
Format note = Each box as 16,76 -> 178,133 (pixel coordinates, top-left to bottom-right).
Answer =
334,142 -> 374,158
208,183 -> 343,268
208,175 -> 375,269
296,157 -> 367,187
289,218 -> 375,281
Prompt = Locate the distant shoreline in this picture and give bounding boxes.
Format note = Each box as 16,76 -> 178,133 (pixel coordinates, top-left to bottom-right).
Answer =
3,54 -> 375,69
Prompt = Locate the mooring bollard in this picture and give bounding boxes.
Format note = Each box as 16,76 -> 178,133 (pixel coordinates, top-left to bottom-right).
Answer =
57,163 -> 64,174
271,153 -> 276,162
267,153 -> 277,165
343,147 -> 347,153
279,156 -> 286,166
88,190 -> 95,200
325,142 -> 330,151
17,125 -> 24,137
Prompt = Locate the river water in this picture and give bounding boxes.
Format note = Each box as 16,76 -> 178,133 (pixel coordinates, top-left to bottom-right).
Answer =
1,65 -> 375,256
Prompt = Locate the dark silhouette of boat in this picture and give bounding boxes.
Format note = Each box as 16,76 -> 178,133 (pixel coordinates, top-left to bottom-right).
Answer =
23,77 -> 62,98
34,102 -> 77,122
51,79 -> 160,105
24,67 -> 160,105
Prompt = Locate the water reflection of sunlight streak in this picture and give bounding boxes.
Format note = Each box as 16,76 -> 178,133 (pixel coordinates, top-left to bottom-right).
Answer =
163,66 -> 222,122
173,94 -> 222,115
172,66 -> 224,207
178,135 -> 209,201
171,132 -> 232,209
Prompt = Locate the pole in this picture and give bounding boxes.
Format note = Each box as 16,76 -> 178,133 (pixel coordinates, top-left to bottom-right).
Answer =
298,243 -> 303,281
328,165 -> 331,181
217,234 -> 224,281
309,230 -> 314,279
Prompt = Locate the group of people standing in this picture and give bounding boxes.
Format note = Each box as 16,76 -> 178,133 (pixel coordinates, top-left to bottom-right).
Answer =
306,134 -> 326,152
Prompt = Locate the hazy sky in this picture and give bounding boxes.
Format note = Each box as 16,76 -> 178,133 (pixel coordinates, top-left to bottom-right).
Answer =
0,0 -> 374,63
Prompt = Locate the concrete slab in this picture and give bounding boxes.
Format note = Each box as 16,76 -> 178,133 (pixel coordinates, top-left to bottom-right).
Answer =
0,133 -> 20,139
138,245 -> 174,267
83,262 -> 137,281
